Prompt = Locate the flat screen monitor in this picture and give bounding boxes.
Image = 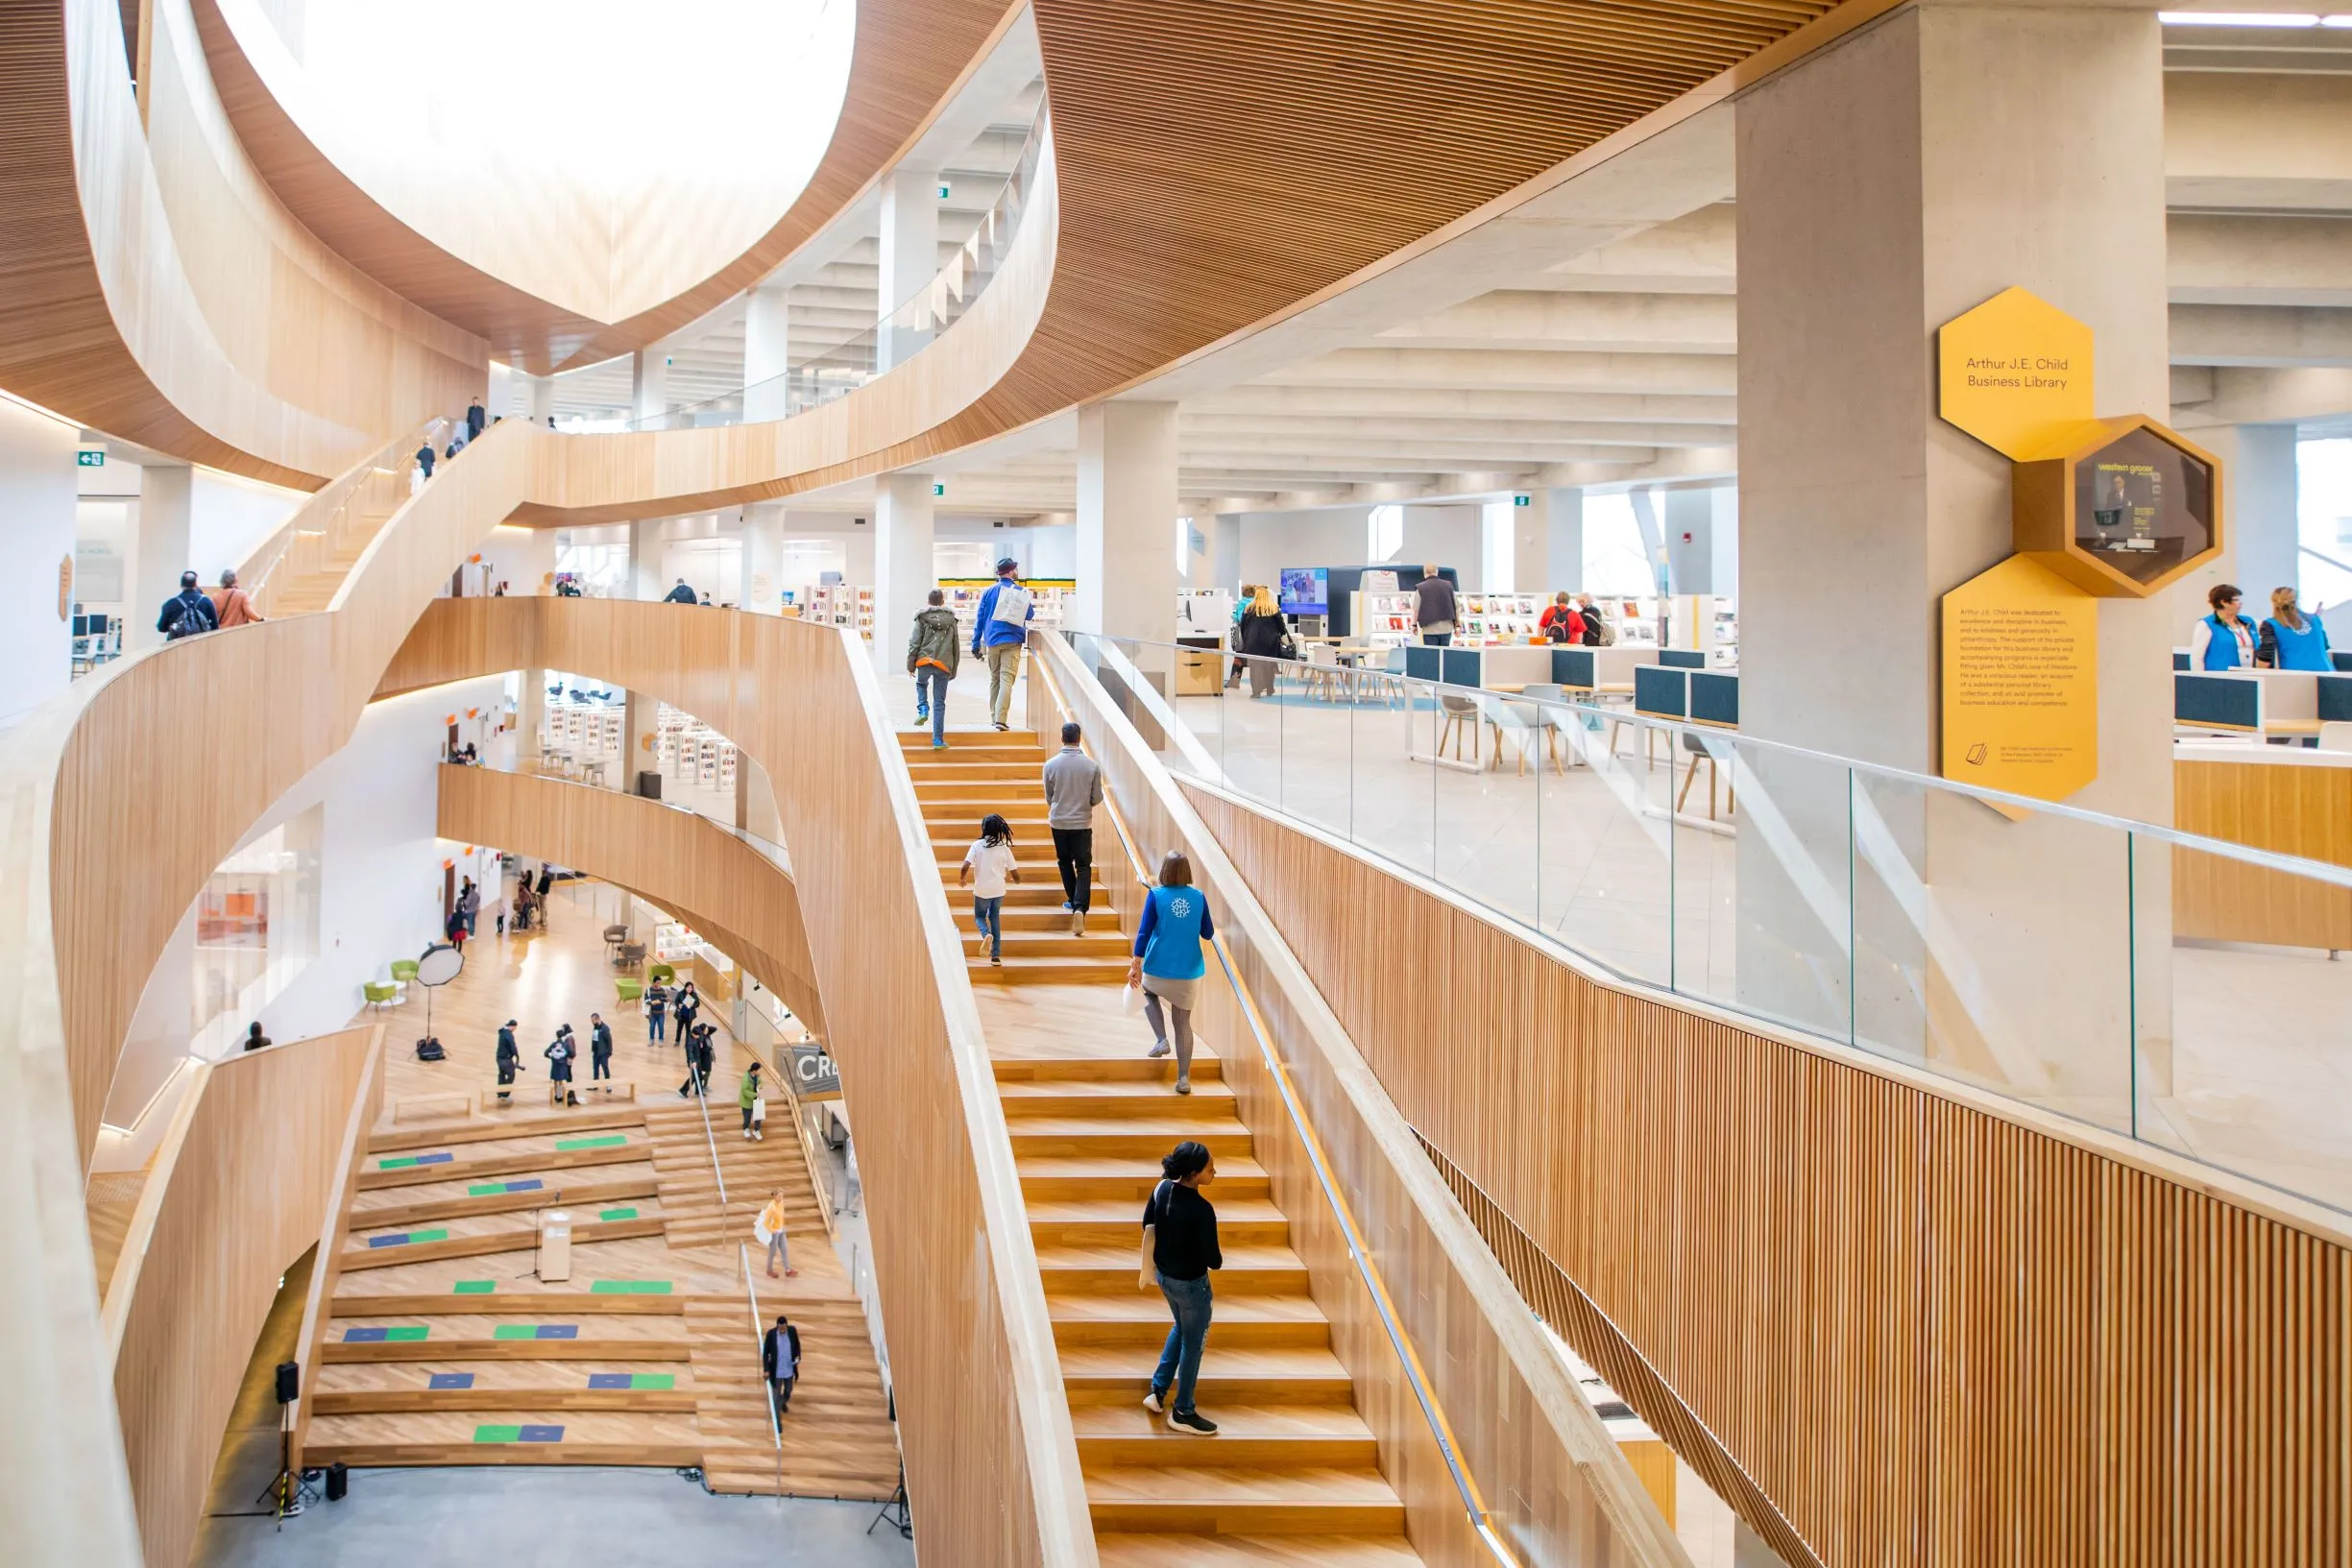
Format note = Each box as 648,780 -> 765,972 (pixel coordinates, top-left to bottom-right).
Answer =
1278,567 -> 1329,616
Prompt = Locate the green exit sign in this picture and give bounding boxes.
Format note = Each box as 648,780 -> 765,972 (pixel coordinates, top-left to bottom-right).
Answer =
77,449 -> 105,468
932,482 -> 945,496
936,181 -> 951,200
1512,494 -> 1529,507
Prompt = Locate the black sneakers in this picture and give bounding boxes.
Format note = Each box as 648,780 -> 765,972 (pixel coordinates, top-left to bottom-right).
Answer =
1167,1409 -> 1218,1435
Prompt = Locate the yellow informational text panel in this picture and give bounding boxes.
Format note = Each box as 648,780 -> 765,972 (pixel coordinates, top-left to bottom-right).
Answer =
1941,554 -> 2099,818
1938,286 -> 2095,461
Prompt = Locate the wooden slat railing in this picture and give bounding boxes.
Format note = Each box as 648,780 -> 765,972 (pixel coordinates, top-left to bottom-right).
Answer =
1184,783 -> 2352,1568
99,1025 -> 380,1568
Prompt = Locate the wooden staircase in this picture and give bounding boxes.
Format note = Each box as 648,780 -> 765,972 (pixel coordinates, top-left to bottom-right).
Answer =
686,1295 -> 901,1499
643,1089 -> 898,1498
255,463 -> 411,616
307,1099 -> 896,1496
990,1048 -> 1422,1561
905,733 -> 1129,984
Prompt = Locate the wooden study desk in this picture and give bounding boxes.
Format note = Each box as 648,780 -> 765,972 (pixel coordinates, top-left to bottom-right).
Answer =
2173,742 -> 2352,953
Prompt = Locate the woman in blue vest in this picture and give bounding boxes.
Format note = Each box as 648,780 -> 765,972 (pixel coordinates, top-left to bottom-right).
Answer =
2259,587 -> 2333,672
2190,583 -> 2259,670
1128,851 -> 1216,1096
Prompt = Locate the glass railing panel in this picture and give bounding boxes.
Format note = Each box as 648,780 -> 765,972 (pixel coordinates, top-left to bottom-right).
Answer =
1852,768 -> 2135,1137
1531,700 -> 1672,988
2137,827 -> 2352,1210
1678,735 -> 1851,1039
1429,684 -> 1540,929
1057,632 -> 2352,1216
1349,665 -> 1435,881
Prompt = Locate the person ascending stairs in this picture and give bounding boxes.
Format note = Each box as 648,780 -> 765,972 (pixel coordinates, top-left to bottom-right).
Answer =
1139,1140 -> 1221,1435
1128,851 -> 1215,1094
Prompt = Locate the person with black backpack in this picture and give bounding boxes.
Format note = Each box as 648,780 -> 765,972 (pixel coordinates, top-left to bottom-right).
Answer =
158,570 -> 218,641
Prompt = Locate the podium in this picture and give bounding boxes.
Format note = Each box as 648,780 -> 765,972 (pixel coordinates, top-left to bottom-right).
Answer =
539,1210 -> 572,1282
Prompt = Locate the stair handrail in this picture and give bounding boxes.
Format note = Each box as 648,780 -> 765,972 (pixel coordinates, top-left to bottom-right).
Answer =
695,1048 -> 729,1223
1031,631 -> 1688,1568
740,1242 -> 785,1498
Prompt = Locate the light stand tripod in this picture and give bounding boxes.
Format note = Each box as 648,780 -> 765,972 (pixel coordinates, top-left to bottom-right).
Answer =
255,1382 -> 320,1525
866,1462 -> 911,1539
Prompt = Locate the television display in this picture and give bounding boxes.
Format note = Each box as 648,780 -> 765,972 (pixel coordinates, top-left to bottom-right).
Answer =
1278,567 -> 1329,615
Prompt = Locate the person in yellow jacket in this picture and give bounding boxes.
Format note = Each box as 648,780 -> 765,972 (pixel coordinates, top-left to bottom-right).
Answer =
755,1188 -> 796,1279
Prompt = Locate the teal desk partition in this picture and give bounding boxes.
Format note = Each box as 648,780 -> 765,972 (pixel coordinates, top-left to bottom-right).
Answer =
2174,673 -> 2262,731
1634,664 -> 1689,719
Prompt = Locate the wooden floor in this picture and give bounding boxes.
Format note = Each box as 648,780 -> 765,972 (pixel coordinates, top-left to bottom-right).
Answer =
916,733 -> 1424,1560
322,900 -> 895,1497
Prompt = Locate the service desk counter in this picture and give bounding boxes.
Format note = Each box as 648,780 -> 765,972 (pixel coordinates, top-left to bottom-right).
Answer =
2171,739 -> 2352,952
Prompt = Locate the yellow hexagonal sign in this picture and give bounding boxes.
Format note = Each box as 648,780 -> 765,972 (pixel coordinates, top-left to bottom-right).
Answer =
1938,287 -> 2095,461
1940,553 -> 2099,815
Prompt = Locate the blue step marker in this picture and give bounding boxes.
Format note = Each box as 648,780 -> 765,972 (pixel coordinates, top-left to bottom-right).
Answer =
517,1425 -> 564,1443
428,1372 -> 475,1389
535,1324 -> 578,1339
586,1373 -> 632,1389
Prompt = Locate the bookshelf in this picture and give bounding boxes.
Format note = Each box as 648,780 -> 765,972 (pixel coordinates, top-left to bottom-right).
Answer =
1458,592 -> 1541,645
941,577 -> 1078,639
803,583 -> 876,639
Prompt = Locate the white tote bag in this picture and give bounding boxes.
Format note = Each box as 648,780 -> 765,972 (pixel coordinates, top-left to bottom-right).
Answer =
989,584 -> 1032,631
750,1095 -> 767,1124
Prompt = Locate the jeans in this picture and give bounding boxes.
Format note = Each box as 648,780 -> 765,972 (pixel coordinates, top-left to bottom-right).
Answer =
649,1011 -> 665,1041
983,642 -> 1022,727
1151,1271 -> 1214,1413
1051,828 -> 1093,913
915,664 -> 951,743
591,1054 -> 610,1080
770,1374 -> 795,1412
972,895 -> 1005,958
1421,631 -> 1453,646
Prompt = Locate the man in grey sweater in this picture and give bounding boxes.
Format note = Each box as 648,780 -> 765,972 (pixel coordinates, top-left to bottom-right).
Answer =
1041,721 -> 1104,935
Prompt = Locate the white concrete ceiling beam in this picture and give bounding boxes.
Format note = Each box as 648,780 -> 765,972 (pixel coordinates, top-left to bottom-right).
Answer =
1184,384 -> 1734,424
1255,348 -> 1737,396
2171,303 -> 2352,366
1178,413 -> 1733,447
1374,290 -> 1736,353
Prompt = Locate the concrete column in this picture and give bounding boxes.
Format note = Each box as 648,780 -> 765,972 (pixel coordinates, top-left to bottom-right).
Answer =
621,691 -> 652,793
1,398 -> 79,722
877,167 -> 940,370
526,374 -> 554,425
1076,400 -> 1179,644
631,351 -> 668,427
1479,500 -> 1515,593
131,465 -> 194,654
519,670 -> 546,760
1509,492 -> 1550,596
2227,424 -> 2302,605
1735,0 -> 2172,1089
1211,514 -> 1242,594
744,285 -> 794,422
1549,487 -> 1586,592
1664,488 -> 1716,595
741,501 -> 787,614
626,519 -> 665,602
873,473 -> 936,666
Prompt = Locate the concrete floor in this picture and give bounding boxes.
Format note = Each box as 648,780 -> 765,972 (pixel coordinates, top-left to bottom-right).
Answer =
192,1468 -> 914,1568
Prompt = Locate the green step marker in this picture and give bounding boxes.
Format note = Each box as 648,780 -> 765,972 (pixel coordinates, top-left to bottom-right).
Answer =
452,1280 -> 496,1295
588,1280 -> 672,1294
468,1182 -> 506,1196
597,1207 -> 639,1221
473,1424 -> 522,1443
409,1227 -> 449,1242
492,1324 -> 540,1340
385,1325 -> 430,1342
377,1155 -> 421,1170
555,1134 -> 628,1151
631,1373 -> 676,1390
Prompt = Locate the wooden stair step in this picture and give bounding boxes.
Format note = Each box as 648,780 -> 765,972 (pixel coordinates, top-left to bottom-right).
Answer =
1019,1156 -> 1271,1202
368,1105 -> 644,1152
1009,1122 -> 1255,1159
340,1216 -> 666,1269
1037,1244 -> 1307,1294
996,1056 -> 1225,1084
1001,1080 -> 1240,1116
305,1441 -> 703,1469
1071,1402 -> 1380,1470
1027,1198 -> 1290,1246
1056,1347 -> 1355,1405
1084,1465 -> 1404,1535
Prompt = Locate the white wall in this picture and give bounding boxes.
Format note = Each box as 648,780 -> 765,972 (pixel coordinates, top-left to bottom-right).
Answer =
95,677 -> 505,1169
189,469 -> 303,583
1237,507 -> 1367,595
1396,505 -> 1483,588
0,397 -> 82,730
